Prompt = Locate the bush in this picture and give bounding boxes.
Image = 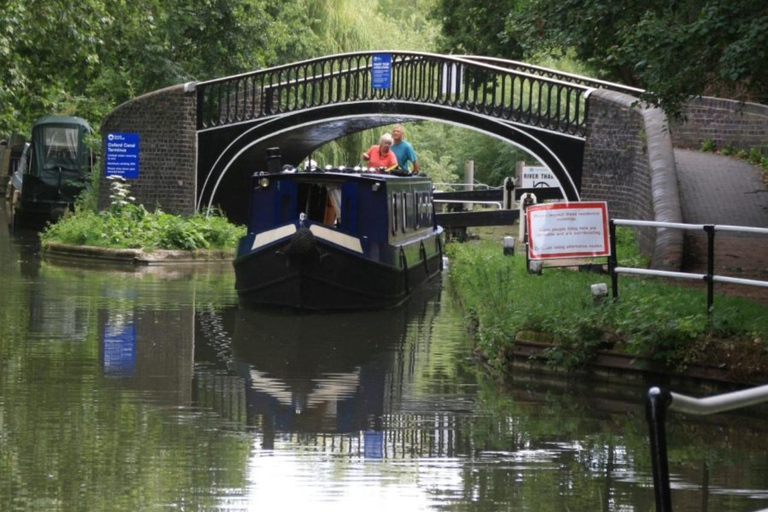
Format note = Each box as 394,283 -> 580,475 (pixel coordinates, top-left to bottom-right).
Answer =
41,178 -> 244,251
700,139 -> 716,152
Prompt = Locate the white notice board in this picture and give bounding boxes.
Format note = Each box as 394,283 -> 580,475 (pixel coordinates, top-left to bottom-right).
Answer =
526,202 -> 610,260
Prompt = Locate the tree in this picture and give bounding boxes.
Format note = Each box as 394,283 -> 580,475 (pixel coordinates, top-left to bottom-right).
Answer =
434,0 -> 768,116
432,0 -> 523,58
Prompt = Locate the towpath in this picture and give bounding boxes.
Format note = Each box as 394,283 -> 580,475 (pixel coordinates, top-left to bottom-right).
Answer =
675,149 -> 768,304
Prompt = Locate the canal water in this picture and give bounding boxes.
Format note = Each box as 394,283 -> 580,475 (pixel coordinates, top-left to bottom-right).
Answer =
1,218 -> 767,511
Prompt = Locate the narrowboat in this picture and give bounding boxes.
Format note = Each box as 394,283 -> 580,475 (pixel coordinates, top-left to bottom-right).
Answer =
233,157 -> 444,310
8,116 -> 93,226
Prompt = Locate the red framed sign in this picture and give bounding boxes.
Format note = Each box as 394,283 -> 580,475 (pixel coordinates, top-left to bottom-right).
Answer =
526,202 -> 610,260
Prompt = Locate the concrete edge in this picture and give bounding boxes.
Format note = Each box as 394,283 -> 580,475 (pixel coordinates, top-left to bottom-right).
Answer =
591,90 -> 684,271
506,340 -> 759,388
42,242 -> 234,266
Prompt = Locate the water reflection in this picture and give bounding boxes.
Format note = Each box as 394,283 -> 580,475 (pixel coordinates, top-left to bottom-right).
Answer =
2,206 -> 768,511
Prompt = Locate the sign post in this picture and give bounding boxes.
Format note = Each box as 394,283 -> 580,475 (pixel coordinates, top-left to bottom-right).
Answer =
526,202 -> 610,260
105,133 -> 140,179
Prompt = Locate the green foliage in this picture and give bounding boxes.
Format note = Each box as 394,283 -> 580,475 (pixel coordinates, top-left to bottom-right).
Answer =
701,139 -> 717,152
615,226 -> 650,268
40,179 -> 243,250
434,0 -> 768,118
2,0 -> 443,136
448,241 -> 768,371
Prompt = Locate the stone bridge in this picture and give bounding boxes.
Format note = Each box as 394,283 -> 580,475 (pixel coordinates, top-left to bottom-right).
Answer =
98,51 -> 768,270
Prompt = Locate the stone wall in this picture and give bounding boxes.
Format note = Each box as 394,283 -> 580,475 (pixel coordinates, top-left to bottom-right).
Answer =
671,97 -> 768,150
99,83 -> 197,214
582,89 -> 683,270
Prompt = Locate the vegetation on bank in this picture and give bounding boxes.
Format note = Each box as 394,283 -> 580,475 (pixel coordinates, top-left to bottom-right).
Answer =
700,140 -> 768,184
447,233 -> 768,380
40,177 -> 243,251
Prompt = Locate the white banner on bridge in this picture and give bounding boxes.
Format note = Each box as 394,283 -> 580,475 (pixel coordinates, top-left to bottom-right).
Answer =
520,165 -> 559,189
527,202 -> 610,260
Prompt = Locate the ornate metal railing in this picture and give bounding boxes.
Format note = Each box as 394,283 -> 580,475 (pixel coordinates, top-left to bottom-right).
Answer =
196,51 -> 594,136
460,55 -> 645,95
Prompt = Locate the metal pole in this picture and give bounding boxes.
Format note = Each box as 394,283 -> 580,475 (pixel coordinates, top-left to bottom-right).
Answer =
464,160 -> 474,211
704,225 -> 715,316
646,387 -> 673,512
609,220 -> 618,299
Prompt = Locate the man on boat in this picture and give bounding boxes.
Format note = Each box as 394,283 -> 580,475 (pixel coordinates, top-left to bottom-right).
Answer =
391,124 -> 419,174
362,133 -> 398,172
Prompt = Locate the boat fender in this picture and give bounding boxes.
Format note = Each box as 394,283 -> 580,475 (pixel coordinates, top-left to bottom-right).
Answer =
419,242 -> 429,274
283,227 -> 317,256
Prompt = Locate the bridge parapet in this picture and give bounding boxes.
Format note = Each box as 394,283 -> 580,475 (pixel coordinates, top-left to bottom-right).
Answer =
196,51 -> 593,137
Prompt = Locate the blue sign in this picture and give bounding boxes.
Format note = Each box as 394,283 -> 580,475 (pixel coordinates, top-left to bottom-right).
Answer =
372,54 -> 392,90
105,132 -> 140,179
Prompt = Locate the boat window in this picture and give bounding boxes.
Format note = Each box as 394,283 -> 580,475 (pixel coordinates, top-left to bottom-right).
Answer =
298,183 -> 342,226
391,194 -> 398,235
401,192 -> 407,233
414,192 -> 420,229
42,126 -> 79,171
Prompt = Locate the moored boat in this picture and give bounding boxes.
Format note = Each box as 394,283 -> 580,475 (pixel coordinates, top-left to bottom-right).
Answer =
233,157 -> 443,310
8,116 -> 93,226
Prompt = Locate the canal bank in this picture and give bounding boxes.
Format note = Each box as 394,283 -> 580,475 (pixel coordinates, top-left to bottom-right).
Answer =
41,241 -> 234,266
446,239 -> 768,390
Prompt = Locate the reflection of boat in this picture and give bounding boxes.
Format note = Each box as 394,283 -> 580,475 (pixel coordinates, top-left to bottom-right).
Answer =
195,279 -> 442,434
233,153 -> 443,310
8,116 -> 93,226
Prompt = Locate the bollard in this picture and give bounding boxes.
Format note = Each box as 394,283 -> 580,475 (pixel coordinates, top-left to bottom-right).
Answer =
503,236 -> 515,256
528,260 -> 542,275
591,283 -> 608,304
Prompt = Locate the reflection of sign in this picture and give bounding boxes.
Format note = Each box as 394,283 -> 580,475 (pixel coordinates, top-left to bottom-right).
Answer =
372,54 -> 392,90
102,321 -> 136,377
105,132 -> 140,179
364,430 -> 384,458
521,166 -> 558,189
527,202 -> 610,260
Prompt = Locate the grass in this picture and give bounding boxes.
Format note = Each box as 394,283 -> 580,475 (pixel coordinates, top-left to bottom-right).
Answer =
447,237 -> 768,377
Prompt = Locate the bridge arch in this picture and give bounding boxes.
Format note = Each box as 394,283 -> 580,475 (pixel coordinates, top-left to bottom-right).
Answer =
195,51 -> 594,223
197,101 -> 584,221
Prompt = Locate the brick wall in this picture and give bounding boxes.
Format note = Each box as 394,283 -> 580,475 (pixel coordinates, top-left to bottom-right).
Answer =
582,90 -> 683,270
671,97 -> 768,150
99,83 -> 197,215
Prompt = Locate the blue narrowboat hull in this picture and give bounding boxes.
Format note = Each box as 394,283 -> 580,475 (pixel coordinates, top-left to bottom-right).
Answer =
233,171 -> 443,310
234,225 -> 443,310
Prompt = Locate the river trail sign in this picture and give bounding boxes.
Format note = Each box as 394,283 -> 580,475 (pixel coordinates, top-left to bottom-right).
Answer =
527,202 -> 610,260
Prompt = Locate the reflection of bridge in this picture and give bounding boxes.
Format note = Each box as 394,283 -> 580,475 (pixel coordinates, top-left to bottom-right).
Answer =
99,50 -> 768,268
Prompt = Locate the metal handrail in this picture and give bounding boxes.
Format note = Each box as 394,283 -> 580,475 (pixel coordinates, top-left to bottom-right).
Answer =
608,219 -> 768,315
459,55 -> 645,95
196,51 -> 594,136
646,384 -> 768,511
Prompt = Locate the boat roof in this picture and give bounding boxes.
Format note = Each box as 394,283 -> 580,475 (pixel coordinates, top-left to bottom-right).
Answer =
33,116 -> 92,131
255,170 -> 432,185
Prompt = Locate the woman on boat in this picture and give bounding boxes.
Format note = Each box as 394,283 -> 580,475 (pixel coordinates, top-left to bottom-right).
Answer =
362,133 -> 398,172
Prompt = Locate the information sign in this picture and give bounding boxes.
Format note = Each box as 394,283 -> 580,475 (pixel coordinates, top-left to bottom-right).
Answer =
521,165 -> 559,188
105,132 -> 140,178
527,202 -> 610,260
372,54 -> 392,90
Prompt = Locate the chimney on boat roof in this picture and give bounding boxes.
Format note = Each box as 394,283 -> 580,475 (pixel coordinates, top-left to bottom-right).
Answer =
266,147 -> 281,174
